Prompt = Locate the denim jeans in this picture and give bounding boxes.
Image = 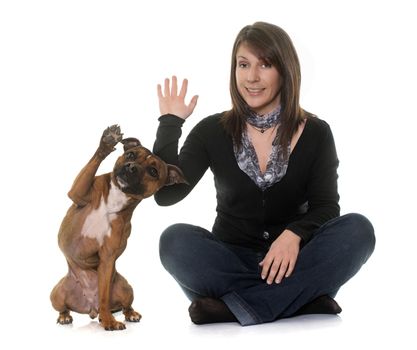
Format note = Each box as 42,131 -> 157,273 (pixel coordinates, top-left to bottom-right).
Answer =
159,213 -> 375,326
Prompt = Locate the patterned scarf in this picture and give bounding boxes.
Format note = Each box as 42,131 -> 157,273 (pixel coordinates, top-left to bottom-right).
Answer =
233,106 -> 290,190
246,106 -> 281,133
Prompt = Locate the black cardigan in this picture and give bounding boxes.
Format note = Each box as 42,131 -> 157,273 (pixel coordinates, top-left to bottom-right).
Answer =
153,113 -> 340,251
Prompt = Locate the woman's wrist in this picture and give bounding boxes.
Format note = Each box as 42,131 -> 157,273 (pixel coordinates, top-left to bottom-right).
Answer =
158,114 -> 186,125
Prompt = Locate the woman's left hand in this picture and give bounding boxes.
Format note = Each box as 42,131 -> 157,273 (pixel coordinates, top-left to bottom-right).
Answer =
157,76 -> 198,120
259,229 -> 301,284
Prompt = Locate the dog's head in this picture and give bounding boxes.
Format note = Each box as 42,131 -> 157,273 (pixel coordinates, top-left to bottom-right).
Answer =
112,137 -> 187,199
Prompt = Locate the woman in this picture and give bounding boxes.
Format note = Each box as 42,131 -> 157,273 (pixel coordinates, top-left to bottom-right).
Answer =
152,22 -> 375,326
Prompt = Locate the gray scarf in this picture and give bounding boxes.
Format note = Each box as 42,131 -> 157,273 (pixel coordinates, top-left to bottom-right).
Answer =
233,106 -> 290,190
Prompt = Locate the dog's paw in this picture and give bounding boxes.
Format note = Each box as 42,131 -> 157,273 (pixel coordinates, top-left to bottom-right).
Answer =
57,312 -> 73,325
124,309 -> 142,322
102,320 -> 126,331
102,124 -> 123,146
98,124 -> 123,158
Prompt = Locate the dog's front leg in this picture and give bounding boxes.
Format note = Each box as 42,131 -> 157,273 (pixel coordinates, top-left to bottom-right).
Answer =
68,125 -> 122,206
97,257 -> 126,331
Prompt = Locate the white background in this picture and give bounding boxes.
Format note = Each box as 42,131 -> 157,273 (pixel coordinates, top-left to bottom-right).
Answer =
1,0 -> 416,349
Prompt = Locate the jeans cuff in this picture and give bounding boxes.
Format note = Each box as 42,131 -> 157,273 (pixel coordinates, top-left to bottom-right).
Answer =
221,292 -> 262,326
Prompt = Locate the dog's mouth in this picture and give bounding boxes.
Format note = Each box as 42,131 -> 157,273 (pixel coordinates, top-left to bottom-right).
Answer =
114,163 -> 145,196
116,176 -> 129,189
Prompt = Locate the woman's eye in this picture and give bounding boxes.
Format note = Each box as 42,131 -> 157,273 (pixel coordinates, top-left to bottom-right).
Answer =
126,152 -> 136,160
261,63 -> 272,68
147,167 -> 158,178
238,62 -> 248,68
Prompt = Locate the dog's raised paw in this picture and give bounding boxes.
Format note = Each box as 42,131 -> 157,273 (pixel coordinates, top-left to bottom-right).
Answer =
98,124 -> 123,157
102,124 -> 123,146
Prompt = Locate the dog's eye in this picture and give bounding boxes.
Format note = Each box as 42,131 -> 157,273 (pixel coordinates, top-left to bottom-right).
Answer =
125,152 -> 136,160
147,167 -> 158,178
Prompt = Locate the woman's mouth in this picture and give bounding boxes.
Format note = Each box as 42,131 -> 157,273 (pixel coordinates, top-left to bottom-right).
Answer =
246,87 -> 265,96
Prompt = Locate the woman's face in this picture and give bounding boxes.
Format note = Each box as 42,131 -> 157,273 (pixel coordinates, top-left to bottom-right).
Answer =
235,43 -> 282,116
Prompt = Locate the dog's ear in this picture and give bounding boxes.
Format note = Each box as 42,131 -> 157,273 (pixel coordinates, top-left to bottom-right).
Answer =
165,164 -> 189,186
121,138 -> 141,151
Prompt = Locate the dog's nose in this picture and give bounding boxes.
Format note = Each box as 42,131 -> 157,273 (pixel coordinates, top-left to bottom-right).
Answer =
124,163 -> 137,173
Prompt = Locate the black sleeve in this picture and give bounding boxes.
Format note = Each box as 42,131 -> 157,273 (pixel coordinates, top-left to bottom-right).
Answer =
152,114 -> 210,206
286,122 -> 340,242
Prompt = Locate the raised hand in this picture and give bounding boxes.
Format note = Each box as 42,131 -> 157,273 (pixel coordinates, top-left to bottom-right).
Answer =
157,76 -> 198,120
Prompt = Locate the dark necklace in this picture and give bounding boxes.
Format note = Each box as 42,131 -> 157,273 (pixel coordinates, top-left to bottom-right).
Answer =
250,124 -> 271,133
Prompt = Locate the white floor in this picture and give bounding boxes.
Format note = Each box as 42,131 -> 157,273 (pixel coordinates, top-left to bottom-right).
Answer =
4,279 -> 414,350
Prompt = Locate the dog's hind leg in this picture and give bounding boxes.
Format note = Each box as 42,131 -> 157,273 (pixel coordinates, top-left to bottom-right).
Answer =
51,270 -> 98,324
111,272 -> 142,322
50,277 -> 73,325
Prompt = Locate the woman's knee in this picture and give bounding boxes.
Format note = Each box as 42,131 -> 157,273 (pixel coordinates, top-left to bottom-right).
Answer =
341,213 -> 376,258
159,223 -> 190,263
160,223 -> 187,248
159,223 -> 211,269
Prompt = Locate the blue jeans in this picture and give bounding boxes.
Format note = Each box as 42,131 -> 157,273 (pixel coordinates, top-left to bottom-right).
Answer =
159,213 -> 375,326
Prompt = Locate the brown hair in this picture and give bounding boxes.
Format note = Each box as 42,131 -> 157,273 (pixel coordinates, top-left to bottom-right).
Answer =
222,22 -> 311,153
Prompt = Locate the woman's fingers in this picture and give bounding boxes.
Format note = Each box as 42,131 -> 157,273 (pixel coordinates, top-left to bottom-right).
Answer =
285,258 -> 296,278
188,94 -> 199,113
274,260 -> 289,284
164,77 -> 170,97
171,75 -> 178,96
259,255 -> 296,284
157,83 -> 163,99
179,78 -> 188,98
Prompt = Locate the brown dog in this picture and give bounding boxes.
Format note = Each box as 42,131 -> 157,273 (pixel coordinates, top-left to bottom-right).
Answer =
50,125 -> 186,330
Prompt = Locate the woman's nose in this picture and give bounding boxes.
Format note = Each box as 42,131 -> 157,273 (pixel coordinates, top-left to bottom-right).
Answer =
246,67 -> 260,82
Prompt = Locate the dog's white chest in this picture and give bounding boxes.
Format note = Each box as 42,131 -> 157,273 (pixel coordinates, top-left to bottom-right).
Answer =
81,182 -> 129,245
